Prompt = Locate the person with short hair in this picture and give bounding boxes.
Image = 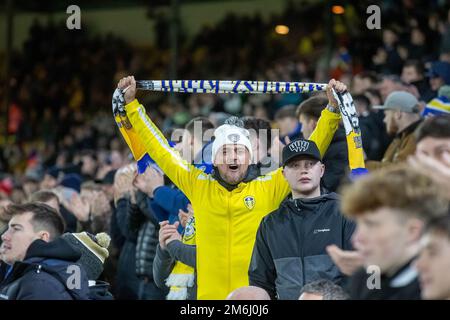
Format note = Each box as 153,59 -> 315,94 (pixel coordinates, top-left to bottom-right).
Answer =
249,139 -> 355,300
0,202 -> 90,300
28,190 -> 60,212
296,95 -> 349,192
274,105 -> 302,142
366,91 -> 423,171
341,165 -> 448,299
226,285 -> 270,300
409,114 -> 450,200
299,279 -> 349,300
416,215 -> 450,300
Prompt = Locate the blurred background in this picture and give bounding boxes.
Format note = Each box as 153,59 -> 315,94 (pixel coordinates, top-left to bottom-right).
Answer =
0,0 -> 449,180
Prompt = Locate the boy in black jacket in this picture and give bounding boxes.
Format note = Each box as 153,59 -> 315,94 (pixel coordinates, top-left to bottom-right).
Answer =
249,139 -> 355,300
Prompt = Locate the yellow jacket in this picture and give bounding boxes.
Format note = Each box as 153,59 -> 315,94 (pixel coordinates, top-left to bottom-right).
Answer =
121,99 -> 340,299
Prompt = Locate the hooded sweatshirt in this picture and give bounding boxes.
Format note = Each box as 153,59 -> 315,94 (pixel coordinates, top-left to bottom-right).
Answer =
0,238 -> 90,300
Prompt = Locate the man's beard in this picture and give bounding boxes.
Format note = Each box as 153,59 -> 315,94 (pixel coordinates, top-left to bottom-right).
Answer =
387,121 -> 399,136
220,169 -> 247,185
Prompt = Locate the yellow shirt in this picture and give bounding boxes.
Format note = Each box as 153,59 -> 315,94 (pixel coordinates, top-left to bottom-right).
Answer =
120,99 -> 341,299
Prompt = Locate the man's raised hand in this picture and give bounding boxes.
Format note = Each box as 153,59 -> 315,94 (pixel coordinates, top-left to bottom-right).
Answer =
326,79 -> 347,109
118,76 -> 137,104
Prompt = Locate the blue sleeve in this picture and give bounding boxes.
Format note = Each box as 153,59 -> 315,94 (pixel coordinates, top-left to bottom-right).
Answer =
153,186 -> 190,230
148,198 -> 169,222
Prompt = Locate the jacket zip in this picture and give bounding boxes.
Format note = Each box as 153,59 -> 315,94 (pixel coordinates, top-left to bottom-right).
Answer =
295,200 -> 306,286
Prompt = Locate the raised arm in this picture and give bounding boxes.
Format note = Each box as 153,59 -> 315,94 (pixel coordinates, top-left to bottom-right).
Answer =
115,76 -> 204,200
309,79 -> 346,157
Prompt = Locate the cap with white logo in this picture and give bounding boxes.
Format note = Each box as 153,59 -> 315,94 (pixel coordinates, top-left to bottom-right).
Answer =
282,139 -> 321,166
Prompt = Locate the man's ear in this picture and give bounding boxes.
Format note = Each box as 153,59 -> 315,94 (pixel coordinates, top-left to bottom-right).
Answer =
320,162 -> 325,178
407,218 -> 424,244
38,231 -> 51,242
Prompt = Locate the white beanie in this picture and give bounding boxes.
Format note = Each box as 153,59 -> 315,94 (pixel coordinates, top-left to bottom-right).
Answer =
212,124 -> 253,163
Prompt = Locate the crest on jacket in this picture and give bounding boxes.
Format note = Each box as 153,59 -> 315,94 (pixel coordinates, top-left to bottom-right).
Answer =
183,217 -> 196,242
244,196 -> 255,210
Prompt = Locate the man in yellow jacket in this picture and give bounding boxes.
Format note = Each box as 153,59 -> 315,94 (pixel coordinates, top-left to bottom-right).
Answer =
115,76 -> 346,299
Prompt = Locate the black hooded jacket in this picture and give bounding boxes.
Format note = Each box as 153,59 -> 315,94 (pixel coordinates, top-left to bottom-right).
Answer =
249,192 -> 355,300
0,238 -> 90,300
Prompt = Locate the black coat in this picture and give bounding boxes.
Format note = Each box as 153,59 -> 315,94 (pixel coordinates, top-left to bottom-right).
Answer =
249,193 -> 355,300
0,238 -> 90,300
347,259 -> 421,300
322,127 -> 349,192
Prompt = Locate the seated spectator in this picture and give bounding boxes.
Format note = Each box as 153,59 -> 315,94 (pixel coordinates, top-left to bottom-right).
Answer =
298,279 -> 349,300
226,286 -> 270,300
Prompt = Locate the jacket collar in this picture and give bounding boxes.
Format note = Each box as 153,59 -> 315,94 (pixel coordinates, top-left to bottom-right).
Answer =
382,257 -> 419,288
396,119 -> 422,138
282,190 -> 339,214
24,238 -> 81,262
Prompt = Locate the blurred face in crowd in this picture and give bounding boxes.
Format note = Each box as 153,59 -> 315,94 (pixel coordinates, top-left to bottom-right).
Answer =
430,76 -> 445,92
283,156 -> 324,198
416,137 -> 450,163
179,130 -> 193,162
110,150 -> 124,170
352,75 -> 372,95
416,232 -> 450,299
383,29 -> 398,47
40,174 -> 57,190
277,117 -> 298,137
81,155 -> 97,177
299,114 -> 317,140
352,208 -> 423,275
43,198 -> 60,212
0,212 -> 47,265
379,79 -> 403,101
383,110 -> 399,135
179,129 -> 208,164
401,66 -> 422,84
23,181 -> 39,197
214,145 -> 250,185
411,29 -> 425,46
0,199 -> 12,221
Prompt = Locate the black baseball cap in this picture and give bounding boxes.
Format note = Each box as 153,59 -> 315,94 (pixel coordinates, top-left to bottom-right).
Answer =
282,139 -> 321,167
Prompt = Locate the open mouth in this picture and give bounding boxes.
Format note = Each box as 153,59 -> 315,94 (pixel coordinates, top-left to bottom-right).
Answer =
228,164 -> 239,171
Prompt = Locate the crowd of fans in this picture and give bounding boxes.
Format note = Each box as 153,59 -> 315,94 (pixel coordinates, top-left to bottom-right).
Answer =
0,0 -> 450,300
